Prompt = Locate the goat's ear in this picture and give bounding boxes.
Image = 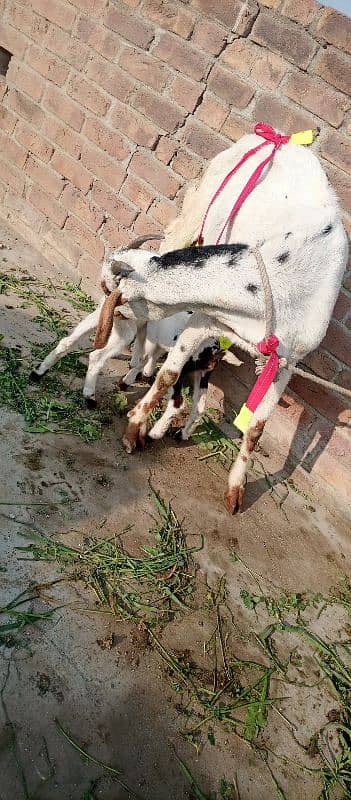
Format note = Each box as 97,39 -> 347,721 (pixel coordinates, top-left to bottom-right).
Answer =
111,260 -> 134,277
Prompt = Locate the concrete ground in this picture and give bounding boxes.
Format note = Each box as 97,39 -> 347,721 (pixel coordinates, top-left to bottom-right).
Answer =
0,218 -> 351,800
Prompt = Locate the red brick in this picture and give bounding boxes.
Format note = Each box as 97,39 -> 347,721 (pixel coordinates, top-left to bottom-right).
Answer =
303,349 -> 339,382
5,88 -> 44,127
325,163 -> 351,215
323,320 -> 351,367
282,0 -> 319,25
0,76 -> 6,103
78,252 -> 101,284
321,131 -> 351,176
121,174 -> 156,211
181,119 -> 228,159
207,63 -> 254,108
317,8 -> 351,56
141,0 -> 195,38
223,40 -> 287,90
29,0 -> 76,31
332,290 -> 351,321
254,94 -> 315,136
151,197 -> 177,227
119,47 -> 171,91
105,6 -> 154,47
44,23 -> 89,70
75,15 -> 122,61
42,221 -> 82,265
155,137 -> 177,165
314,48 -> 351,97
64,215 -> 105,260
196,93 -> 229,131
344,270 -> 351,292
41,118 -> 83,159
131,86 -> 185,133
15,120 -> 53,162
172,148 -> 204,180
51,151 -> 92,193
0,130 -> 26,167
290,373 -> 350,424
0,108 -> 17,134
80,144 -> 125,190
192,0 -> 258,34
286,72 -> 350,128
26,45 -> 70,85
83,117 -> 130,160
28,184 -> 67,227
335,368 -> 351,391
25,155 -> 65,198
7,4 -> 49,44
86,56 -> 134,103
5,189 -> 44,232
67,76 -> 110,116
132,212 -> 163,240
0,159 -> 25,193
109,100 -> 159,147
61,184 -> 104,231
0,21 -> 28,58
169,74 -> 204,113
221,112 -> 252,141
153,31 -> 210,81
91,180 -> 137,226
192,18 -> 227,56
69,0 -> 107,14
43,85 -> 84,131
102,218 -> 133,248
6,60 -> 45,103
251,11 -> 316,68
129,151 -> 181,198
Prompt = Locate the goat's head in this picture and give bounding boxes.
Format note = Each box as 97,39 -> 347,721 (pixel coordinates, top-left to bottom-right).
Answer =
100,234 -> 164,296
95,234 -> 163,349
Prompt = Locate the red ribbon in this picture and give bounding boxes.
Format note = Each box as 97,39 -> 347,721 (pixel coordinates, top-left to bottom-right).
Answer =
246,336 -> 280,413
197,123 -> 289,246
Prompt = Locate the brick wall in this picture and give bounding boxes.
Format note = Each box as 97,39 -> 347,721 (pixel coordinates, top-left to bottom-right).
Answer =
0,0 -> 350,483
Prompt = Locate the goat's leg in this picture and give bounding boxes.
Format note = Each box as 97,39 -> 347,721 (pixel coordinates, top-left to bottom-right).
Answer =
180,371 -> 210,440
122,317 -> 215,453
142,344 -> 164,379
121,323 -> 147,386
83,322 -> 135,405
225,368 -> 291,514
30,305 -> 101,379
148,374 -> 186,440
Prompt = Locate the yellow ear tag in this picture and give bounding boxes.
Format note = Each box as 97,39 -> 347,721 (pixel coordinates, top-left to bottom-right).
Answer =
234,404 -> 253,434
219,335 -> 232,351
289,129 -> 318,146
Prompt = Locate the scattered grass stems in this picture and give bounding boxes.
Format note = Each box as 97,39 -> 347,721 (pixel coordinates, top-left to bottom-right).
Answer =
18,487 -> 201,625
56,720 -> 147,800
61,281 -> 95,313
0,584 -> 56,648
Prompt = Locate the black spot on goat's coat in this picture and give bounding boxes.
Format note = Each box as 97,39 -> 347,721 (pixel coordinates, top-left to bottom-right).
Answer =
285,231 -> 292,240
277,251 -> 289,264
246,283 -> 258,294
152,243 -> 248,271
321,223 -> 333,235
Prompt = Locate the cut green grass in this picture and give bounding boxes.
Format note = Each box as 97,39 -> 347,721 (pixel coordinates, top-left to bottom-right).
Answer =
18,487 -> 200,625
0,584 -> 56,648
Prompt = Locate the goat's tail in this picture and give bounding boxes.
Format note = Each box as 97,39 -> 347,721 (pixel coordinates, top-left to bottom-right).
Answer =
93,290 -> 123,349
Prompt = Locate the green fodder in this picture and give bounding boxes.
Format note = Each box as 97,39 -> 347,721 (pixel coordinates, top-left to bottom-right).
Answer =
18,487 -> 201,625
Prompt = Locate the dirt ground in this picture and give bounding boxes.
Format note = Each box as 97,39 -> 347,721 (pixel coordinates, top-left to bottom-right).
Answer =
1,217 -> 351,800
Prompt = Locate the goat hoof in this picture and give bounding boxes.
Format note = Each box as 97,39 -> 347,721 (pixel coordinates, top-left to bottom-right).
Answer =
119,381 -> 129,390
172,428 -> 183,441
29,369 -> 43,382
85,396 -> 97,409
140,374 -> 153,386
224,486 -> 244,515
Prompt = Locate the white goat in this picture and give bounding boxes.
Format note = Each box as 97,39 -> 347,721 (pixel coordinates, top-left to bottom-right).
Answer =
98,131 -> 348,513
